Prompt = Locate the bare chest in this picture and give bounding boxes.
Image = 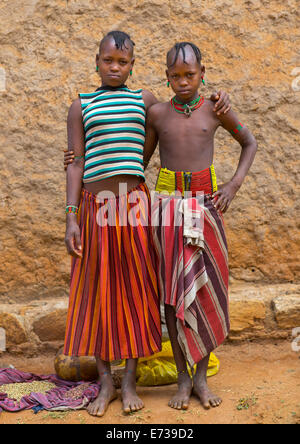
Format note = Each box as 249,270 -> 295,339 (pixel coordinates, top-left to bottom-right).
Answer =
157,107 -> 217,142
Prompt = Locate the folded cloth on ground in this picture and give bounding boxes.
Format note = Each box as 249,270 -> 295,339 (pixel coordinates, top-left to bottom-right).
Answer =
0,368 -> 99,412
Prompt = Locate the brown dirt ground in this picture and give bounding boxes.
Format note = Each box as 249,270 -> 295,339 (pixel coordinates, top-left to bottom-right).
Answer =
0,341 -> 299,425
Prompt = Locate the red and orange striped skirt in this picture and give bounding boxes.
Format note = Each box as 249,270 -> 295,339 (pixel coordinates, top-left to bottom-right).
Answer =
63,183 -> 162,362
153,166 -> 229,366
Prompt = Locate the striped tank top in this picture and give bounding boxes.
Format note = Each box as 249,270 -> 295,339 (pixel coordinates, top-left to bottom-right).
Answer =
79,85 -> 146,183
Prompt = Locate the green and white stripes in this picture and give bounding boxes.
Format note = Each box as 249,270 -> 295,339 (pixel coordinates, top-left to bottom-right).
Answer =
79,86 -> 146,183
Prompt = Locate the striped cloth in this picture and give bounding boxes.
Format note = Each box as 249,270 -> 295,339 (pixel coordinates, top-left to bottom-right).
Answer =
63,183 -> 162,361
0,368 -> 99,412
79,85 -> 146,183
152,167 -> 229,366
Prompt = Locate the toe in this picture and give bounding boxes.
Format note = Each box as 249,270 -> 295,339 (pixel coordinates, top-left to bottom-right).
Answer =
182,400 -> 189,410
202,398 -> 211,409
138,400 -> 144,410
134,398 -> 143,411
210,396 -> 221,407
169,398 -> 175,409
95,402 -> 106,416
123,404 -> 131,414
87,402 -> 97,416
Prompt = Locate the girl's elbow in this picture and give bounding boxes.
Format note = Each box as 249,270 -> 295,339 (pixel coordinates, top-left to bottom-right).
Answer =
243,134 -> 257,152
252,137 -> 258,153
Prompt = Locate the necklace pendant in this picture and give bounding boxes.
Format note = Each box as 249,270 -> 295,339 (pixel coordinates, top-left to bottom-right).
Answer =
184,104 -> 192,117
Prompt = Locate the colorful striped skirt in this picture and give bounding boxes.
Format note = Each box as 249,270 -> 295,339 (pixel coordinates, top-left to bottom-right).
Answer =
63,183 -> 162,362
152,165 -> 229,366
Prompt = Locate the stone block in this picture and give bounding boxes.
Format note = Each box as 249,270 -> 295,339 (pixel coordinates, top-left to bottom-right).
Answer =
33,309 -> 68,341
0,312 -> 27,346
272,295 -> 300,329
229,297 -> 266,332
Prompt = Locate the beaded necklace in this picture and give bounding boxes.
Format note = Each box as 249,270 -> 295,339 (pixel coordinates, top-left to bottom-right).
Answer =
171,95 -> 204,117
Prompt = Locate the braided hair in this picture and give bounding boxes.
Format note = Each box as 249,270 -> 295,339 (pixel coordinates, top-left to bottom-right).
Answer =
167,42 -> 202,67
100,31 -> 135,53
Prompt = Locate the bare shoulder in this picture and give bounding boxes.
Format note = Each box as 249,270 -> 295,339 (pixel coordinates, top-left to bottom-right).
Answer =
147,101 -> 168,119
69,97 -> 82,113
203,98 -> 220,121
68,97 -> 82,121
142,89 -> 159,110
204,98 -> 217,111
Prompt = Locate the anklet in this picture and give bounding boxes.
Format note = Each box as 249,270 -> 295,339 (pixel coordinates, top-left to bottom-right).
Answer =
177,366 -> 195,377
177,370 -> 189,375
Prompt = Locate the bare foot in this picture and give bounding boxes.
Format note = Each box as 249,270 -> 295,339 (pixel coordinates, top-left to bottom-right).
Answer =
121,372 -> 144,414
193,380 -> 222,409
87,376 -> 117,417
168,372 -> 193,410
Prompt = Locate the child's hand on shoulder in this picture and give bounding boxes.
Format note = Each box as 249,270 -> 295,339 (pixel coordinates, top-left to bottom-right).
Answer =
211,181 -> 239,213
210,90 -> 231,115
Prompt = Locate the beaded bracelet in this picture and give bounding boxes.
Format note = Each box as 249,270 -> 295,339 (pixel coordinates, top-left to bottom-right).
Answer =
66,205 -> 78,215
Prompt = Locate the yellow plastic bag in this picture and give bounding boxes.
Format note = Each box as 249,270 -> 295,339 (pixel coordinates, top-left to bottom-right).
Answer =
135,340 -> 220,386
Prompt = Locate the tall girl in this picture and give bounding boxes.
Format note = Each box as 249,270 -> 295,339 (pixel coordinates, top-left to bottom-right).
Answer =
63,31 -> 161,417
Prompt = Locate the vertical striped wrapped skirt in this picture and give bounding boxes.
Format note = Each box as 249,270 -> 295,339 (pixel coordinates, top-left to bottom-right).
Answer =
63,183 -> 162,362
153,166 -> 230,366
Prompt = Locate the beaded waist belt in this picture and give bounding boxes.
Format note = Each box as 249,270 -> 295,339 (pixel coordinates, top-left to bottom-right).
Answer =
155,165 -> 217,196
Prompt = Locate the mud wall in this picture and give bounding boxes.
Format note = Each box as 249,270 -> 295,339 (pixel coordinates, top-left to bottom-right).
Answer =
0,0 -> 299,303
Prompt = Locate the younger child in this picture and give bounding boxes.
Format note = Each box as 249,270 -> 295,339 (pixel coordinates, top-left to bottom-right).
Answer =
144,42 -> 257,410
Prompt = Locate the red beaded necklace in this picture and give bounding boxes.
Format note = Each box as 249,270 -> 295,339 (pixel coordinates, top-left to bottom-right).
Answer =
171,95 -> 204,117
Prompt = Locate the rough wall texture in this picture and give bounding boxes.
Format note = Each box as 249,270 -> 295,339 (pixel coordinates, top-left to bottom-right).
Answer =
0,0 -> 299,303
